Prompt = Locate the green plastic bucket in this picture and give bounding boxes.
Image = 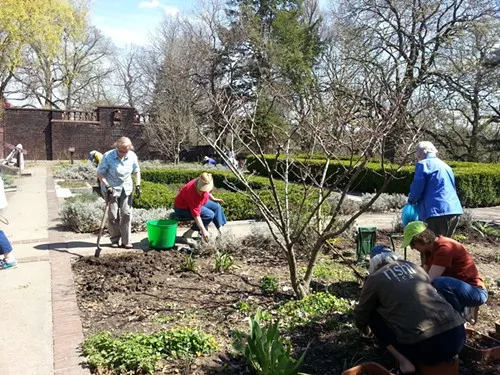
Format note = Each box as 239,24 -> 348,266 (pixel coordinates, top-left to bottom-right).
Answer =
147,219 -> 178,249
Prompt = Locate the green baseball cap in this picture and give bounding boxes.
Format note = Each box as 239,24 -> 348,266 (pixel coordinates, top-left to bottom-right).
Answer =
401,221 -> 428,248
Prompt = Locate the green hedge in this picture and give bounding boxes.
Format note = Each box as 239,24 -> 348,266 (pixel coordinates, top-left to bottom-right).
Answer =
134,181 -> 176,209
141,169 -> 270,191
139,169 -> 330,221
246,155 -> 500,207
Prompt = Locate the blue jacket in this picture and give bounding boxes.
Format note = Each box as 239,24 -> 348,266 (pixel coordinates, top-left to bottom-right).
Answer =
408,154 -> 463,221
203,157 -> 216,166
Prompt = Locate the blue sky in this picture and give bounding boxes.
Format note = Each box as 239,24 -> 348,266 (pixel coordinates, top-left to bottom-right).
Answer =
90,0 -> 198,47
90,0 -> 330,47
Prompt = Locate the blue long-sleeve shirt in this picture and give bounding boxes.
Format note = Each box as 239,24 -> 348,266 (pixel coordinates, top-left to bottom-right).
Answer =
408,154 -> 463,221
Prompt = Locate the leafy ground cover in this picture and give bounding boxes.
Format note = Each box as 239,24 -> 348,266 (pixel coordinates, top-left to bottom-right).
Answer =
72,230 -> 500,374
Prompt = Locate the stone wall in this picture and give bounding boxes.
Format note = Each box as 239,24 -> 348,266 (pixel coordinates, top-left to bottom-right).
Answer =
1,106 -> 148,160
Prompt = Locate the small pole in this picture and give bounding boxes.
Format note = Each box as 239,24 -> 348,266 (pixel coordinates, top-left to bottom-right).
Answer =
68,147 -> 75,164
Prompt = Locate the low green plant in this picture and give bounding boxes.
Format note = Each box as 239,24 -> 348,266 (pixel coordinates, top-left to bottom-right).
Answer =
452,233 -> 468,242
236,300 -> 253,313
233,309 -> 308,375
181,255 -> 197,272
52,161 -> 97,181
276,292 -> 353,327
58,179 -> 89,188
64,191 -> 101,203
304,259 -> 359,283
213,251 -> 234,272
1,174 -> 15,187
154,314 -> 180,324
83,327 -> 217,374
472,221 -> 500,237
260,275 -> 279,293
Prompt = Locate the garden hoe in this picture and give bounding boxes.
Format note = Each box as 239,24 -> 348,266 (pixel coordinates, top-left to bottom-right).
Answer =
94,196 -> 111,258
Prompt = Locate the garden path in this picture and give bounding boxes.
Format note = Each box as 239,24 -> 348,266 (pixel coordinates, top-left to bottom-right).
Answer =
0,162 -> 498,375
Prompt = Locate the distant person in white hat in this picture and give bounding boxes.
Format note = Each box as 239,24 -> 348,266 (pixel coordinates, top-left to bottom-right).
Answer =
202,156 -> 217,166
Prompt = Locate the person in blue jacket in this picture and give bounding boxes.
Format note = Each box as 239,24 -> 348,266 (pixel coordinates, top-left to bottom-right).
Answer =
408,141 -> 463,239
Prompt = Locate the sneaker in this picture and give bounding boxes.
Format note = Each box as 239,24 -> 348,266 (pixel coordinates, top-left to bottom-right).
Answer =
123,244 -> 133,249
1,258 -> 17,270
111,241 -> 120,248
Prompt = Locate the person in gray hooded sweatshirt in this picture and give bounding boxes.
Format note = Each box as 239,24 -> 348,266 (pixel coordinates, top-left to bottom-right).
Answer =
355,245 -> 465,374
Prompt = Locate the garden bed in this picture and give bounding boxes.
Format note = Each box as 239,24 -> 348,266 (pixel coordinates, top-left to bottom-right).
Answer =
72,234 -> 500,374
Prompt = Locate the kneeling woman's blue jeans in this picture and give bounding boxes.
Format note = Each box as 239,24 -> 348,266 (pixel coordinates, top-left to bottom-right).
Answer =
369,311 -> 465,366
174,200 -> 227,232
432,276 -> 488,313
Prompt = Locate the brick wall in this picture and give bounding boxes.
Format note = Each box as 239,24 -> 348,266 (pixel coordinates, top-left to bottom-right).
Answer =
1,106 -> 148,160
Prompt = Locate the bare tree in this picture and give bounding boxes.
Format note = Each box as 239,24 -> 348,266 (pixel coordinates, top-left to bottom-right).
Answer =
426,16 -> 500,161
113,45 -> 157,112
144,16 -> 204,161
201,72 -> 419,298
330,0 -> 496,161
11,26 -> 116,110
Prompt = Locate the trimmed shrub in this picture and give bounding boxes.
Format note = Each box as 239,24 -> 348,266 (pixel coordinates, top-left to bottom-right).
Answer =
140,169 -> 269,191
131,207 -> 174,232
247,155 -> 500,207
140,169 -> 331,222
133,181 -> 176,210
53,161 -> 97,181
60,199 -> 105,233
454,167 -> 500,207
361,193 -> 407,212
327,193 -> 361,215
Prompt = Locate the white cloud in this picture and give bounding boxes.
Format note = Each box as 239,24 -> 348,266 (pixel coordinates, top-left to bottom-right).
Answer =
138,0 -> 160,9
98,24 -> 150,46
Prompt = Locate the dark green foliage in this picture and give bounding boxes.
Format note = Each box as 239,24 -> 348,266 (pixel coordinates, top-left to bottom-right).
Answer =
216,191 -> 259,220
139,169 -> 329,221
133,181 -> 176,210
140,169 -> 269,191
247,155 -> 500,207
260,275 -> 279,293
454,167 -> 500,207
83,328 -> 217,374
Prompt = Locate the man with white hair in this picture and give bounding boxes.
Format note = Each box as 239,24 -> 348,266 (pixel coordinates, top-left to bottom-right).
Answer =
408,141 -> 463,239
355,245 -> 465,374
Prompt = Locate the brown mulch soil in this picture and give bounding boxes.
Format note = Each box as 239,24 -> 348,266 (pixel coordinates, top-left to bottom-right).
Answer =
73,234 -> 500,375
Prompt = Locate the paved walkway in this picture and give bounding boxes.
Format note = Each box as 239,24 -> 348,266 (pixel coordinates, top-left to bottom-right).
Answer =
0,164 -> 499,374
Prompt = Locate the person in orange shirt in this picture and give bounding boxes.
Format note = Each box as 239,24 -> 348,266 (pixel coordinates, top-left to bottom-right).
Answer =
402,221 -> 488,314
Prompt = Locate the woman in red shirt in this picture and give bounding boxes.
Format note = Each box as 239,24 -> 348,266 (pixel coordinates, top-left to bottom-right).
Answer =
174,172 -> 227,243
402,221 -> 488,314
